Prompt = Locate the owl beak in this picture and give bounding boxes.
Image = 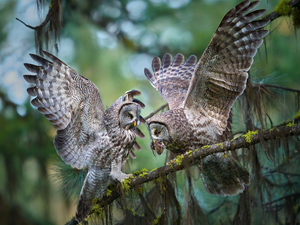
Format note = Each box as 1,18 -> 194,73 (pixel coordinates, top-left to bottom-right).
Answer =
150,139 -> 165,155
127,118 -> 139,130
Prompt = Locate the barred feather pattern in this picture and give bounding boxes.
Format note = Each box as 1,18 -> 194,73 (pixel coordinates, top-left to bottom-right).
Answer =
24,51 -> 105,169
146,0 -> 269,197
24,51 -> 145,222
184,0 -> 270,135
144,53 -> 197,109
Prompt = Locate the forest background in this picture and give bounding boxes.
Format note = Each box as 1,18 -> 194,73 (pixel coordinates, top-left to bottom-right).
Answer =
0,0 -> 299,224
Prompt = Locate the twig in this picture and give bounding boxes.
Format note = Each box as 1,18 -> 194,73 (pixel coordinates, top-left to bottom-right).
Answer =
263,193 -> 300,206
266,170 -> 300,177
262,12 -> 281,22
144,103 -> 168,120
263,84 -> 300,93
15,6 -> 53,30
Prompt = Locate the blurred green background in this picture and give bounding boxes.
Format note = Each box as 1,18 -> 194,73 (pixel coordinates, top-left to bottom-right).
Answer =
0,0 -> 299,224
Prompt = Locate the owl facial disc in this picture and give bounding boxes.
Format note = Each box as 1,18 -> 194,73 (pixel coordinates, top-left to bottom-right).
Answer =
119,103 -> 141,131
148,122 -> 170,155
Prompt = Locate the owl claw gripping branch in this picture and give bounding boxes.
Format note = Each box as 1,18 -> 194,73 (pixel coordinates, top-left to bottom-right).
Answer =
23,51 -> 145,223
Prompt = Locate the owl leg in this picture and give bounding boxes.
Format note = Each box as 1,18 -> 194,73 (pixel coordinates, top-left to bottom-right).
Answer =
75,167 -> 110,223
200,153 -> 250,197
110,156 -> 132,182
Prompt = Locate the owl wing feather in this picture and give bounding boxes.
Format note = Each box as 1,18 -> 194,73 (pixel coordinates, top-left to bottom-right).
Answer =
144,53 -> 197,109
183,0 -> 269,135
24,51 -> 105,169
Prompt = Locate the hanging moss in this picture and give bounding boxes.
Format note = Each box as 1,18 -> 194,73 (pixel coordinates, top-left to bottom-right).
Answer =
137,186 -> 144,194
274,0 -> 293,16
292,7 -> 300,29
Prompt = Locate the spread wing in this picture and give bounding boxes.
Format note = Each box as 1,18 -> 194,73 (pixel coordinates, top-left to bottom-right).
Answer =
183,0 -> 269,135
24,51 -> 105,169
144,53 -> 197,109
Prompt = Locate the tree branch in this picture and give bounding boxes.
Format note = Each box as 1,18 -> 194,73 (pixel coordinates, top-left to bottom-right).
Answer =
16,0 -> 62,54
16,2 -> 54,30
121,124 -> 300,190
65,123 -> 300,224
16,13 -> 52,30
261,0 -> 300,22
263,193 -> 300,206
263,84 -> 300,93
144,103 -> 168,121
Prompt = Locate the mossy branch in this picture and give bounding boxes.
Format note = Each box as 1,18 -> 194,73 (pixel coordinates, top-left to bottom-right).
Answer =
66,123 -> 300,224
119,124 -> 300,189
262,0 -> 300,23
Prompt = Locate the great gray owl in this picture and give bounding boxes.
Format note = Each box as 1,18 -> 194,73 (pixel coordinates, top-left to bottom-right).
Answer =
144,0 -> 269,196
23,51 -> 145,222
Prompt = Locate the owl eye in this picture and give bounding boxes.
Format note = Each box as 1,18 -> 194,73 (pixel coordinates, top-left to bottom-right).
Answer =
127,114 -> 133,119
154,130 -> 161,136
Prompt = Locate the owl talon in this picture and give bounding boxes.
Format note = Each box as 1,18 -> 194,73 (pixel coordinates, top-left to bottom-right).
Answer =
111,171 -> 132,182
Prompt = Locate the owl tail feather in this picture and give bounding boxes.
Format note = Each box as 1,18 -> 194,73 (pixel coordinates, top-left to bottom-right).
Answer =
75,167 -> 110,223
200,153 -> 250,197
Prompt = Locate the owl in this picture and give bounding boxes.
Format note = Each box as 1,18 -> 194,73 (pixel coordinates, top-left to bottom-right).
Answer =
23,51 -> 145,222
145,0 -> 269,196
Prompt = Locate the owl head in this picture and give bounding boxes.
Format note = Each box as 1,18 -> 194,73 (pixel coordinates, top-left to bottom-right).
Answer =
119,102 -> 141,131
148,121 -> 170,155
104,90 -> 145,138
147,109 -> 189,155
